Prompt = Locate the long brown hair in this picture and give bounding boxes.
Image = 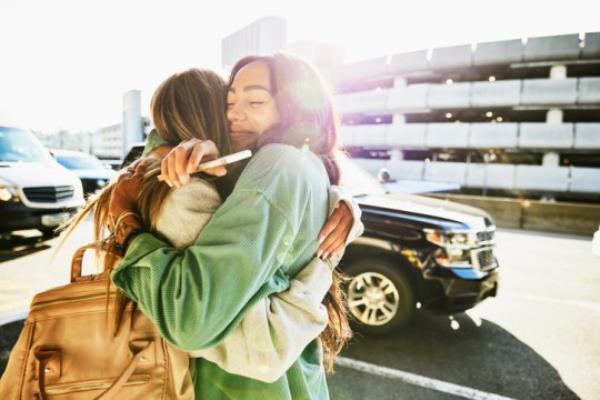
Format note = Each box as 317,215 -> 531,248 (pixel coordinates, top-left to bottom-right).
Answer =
229,53 -> 352,372
58,68 -> 230,333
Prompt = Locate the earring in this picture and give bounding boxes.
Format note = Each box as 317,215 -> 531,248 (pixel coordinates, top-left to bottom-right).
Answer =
301,137 -> 310,152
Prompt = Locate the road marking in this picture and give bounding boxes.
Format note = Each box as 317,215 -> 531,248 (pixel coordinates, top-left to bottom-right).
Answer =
335,356 -> 516,400
503,291 -> 600,314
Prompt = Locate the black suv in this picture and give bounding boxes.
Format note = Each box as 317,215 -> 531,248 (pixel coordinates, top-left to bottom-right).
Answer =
122,145 -> 499,336
338,156 -> 498,335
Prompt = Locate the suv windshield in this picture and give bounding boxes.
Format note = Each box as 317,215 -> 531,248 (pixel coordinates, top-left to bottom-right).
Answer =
56,153 -> 105,170
337,152 -> 387,197
0,127 -> 53,163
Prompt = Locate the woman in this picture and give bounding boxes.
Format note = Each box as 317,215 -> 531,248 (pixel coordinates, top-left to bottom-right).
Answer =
110,53 -> 354,399
61,67 -> 361,385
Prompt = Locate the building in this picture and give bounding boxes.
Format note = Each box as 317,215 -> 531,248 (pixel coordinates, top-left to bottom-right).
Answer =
91,123 -> 123,159
330,32 -> 600,203
285,41 -> 344,70
221,16 -> 287,69
91,117 -> 151,160
92,90 -> 150,160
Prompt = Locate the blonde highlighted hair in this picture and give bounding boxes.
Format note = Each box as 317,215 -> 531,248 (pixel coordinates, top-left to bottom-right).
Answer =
58,68 -> 230,331
60,63 -> 350,373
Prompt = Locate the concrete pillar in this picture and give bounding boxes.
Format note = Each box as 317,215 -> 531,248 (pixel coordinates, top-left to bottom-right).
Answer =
393,113 -> 406,124
389,149 -> 404,161
122,90 -> 143,158
393,77 -> 407,88
542,151 -> 560,167
549,65 -> 567,80
546,108 -> 563,124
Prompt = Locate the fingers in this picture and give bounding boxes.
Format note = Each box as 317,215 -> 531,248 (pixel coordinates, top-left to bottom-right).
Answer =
321,238 -> 346,261
108,171 -> 143,227
167,149 -> 179,187
318,207 -> 343,244
204,165 -> 227,177
187,143 -> 205,174
174,146 -> 189,186
318,202 -> 354,260
318,217 -> 352,258
157,139 -> 221,187
133,158 -> 152,176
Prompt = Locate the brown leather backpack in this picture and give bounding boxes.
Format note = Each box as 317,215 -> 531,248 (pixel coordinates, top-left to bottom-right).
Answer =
0,243 -> 194,399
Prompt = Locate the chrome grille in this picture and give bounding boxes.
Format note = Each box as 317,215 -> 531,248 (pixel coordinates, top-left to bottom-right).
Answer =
23,186 -> 74,203
472,248 -> 497,271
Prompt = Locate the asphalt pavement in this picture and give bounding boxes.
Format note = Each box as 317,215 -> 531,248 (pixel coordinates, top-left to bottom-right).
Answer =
0,224 -> 598,399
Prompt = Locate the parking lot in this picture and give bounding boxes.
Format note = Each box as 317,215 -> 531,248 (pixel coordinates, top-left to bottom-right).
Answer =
1,223 -> 598,399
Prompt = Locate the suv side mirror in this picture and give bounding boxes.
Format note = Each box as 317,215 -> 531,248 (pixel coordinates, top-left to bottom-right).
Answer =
377,168 -> 395,183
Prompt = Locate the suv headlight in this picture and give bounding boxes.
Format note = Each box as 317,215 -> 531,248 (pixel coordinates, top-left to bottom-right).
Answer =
424,229 -> 477,250
0,185 -> 19,202
433,248 -> 472,268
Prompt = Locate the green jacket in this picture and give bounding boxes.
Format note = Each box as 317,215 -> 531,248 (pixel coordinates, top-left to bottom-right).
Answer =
111,143 -> 331,399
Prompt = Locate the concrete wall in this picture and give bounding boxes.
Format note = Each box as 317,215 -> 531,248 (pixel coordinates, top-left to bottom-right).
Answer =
426,193 -> 600,236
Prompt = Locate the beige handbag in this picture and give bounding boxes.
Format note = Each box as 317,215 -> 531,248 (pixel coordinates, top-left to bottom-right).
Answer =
0,243 -> 194,399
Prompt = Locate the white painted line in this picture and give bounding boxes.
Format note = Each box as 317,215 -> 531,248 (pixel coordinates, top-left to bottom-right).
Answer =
502,291 -> 600,314
335,356 -> 516,400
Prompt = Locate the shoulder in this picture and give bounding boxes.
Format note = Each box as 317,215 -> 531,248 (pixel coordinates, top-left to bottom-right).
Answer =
161,178 -> 221,214
234,144 -> 329,213
242,144 -> 327,185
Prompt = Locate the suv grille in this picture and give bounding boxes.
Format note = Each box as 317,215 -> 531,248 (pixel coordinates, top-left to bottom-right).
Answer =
23,186 -> 74,203
474,248 -> 497,271
476,230 -> 495,243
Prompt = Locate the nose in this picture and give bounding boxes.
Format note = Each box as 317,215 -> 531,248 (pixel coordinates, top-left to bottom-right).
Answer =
226,105 -> 244,124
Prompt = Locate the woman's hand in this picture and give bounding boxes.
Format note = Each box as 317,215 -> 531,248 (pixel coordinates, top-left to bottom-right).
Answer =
158,138 -> 226,188
108,160 -> 148,244
317,202 -> 353,260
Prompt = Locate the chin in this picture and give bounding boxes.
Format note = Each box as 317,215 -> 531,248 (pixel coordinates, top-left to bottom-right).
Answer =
232,137 -> 257,153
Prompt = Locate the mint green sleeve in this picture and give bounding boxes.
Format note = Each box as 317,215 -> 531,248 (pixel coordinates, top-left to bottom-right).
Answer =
110,149 -> 314,352
142,128 -> 168,156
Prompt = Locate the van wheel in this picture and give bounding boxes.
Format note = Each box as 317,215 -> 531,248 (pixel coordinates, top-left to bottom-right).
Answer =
344,258 -> 415,336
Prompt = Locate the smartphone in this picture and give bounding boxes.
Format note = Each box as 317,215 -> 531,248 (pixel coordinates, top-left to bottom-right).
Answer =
194,149 -> 252,172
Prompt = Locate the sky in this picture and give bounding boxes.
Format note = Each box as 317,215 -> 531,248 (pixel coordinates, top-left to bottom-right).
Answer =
1,0 -> 599,132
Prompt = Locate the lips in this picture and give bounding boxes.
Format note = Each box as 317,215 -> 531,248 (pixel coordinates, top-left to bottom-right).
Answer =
229,130 -> 256,139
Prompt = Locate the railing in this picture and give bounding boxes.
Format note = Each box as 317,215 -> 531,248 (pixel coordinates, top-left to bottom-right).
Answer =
339,122 -> 600,150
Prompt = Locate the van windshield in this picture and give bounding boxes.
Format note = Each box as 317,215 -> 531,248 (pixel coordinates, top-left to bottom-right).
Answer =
56,153 -> 105,170
0,127 -> 53,162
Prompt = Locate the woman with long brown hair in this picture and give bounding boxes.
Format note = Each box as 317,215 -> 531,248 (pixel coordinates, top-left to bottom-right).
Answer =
62,67 -> 360,384
109,53 -> 358,399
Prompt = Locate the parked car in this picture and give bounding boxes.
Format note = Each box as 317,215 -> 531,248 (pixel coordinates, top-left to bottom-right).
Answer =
0,126 -> 85,238
337,155 -> 498,335
51,149 -> 116,197
122,145 -> 499,336
120,143 -> 145,169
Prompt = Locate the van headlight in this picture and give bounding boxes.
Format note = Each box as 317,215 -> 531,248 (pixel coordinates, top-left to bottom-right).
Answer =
72,180 -> 84,201
0,185 -> 19,202
424,229 -> 476,250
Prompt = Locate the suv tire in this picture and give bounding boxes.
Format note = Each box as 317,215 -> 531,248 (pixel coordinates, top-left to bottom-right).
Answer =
345,258 -> 415,336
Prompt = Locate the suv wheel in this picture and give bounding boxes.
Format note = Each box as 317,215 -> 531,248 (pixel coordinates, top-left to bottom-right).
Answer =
345,258 -> 415,336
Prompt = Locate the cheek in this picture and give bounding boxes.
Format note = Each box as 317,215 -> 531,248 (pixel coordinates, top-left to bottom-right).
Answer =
261,107 -> 280,132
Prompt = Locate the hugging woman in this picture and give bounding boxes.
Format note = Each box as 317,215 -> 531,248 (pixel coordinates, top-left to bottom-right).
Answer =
103,53 -> 362,399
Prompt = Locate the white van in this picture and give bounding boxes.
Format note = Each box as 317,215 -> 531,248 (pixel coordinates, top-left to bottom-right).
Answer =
0,126 -> 85,238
